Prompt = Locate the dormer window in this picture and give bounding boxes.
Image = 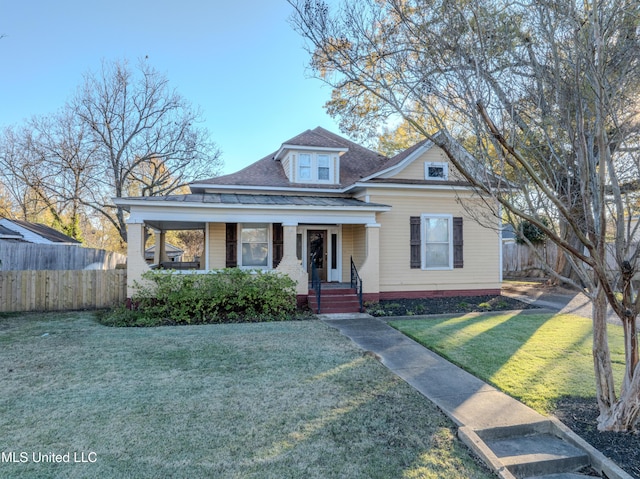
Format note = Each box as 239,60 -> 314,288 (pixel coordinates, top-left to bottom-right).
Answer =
425,162 -> 448,180
291,152 -> 337,184
299,154 -> 312,180
318,155 -> 330,180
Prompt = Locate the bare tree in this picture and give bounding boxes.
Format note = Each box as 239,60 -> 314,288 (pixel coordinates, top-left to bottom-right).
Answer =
70,58 -> 222,244
290,0 -> 640,431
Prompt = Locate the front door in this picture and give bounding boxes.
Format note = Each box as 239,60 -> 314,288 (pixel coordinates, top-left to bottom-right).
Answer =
307,230 -> 327,281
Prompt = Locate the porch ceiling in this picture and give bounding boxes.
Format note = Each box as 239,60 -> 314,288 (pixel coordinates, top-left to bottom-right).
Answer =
144,220 -> 205,231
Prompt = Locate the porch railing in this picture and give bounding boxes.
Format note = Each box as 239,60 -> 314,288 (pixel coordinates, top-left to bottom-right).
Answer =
311,261 -> 322,314
350,256 -> 364,313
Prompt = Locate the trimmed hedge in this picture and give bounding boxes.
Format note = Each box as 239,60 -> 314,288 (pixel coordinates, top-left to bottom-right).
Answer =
101,269 -> 298,326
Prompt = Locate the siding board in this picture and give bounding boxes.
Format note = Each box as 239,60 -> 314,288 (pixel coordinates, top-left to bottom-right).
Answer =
367,189 -> 502,293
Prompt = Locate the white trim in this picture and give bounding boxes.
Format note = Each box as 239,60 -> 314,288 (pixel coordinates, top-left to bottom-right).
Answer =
360,141 -> 435,181
204,223 -> 210,270
298,225 -> 342,282
274,144 -> 348,161
350,182 -> 474,191
115,198 -> 389,213
238,223 -> 271,269
298,153 -> 312,181
125,207 -> 381,228
293,152 -> 337,184
421,214 -> 453,270
187,179 -> 477,195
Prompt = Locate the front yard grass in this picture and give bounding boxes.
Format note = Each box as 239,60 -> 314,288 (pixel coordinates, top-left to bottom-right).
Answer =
390,311 -> 627,413
0,312 -> 492,479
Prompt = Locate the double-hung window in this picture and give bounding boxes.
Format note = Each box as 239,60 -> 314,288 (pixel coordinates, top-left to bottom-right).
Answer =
317,154 -> 330,180
422,214 -> 452,269
240,224 -> 269,267
298,154 -> 312,180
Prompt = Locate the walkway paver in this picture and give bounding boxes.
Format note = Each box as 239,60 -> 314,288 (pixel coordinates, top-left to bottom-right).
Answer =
319,313 -> 633,479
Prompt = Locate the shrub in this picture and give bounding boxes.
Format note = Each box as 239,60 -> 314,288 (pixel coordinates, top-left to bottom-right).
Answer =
105,269 -> 297,326
516,218 -> 548,245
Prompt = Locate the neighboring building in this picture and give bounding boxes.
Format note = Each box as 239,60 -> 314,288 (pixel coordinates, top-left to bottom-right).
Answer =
502,223 -> 516,243
0,224 -> 26,242
144,243 -> 185,264
0,218 -> 81,245
114,127 -> 502,311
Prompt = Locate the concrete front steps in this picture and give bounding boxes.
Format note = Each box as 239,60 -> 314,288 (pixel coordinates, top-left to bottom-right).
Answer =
308,288 -> 362,314
458,420 -> 631,479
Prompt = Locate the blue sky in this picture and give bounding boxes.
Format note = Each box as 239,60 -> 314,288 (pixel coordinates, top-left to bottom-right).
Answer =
0,0 -> 342,174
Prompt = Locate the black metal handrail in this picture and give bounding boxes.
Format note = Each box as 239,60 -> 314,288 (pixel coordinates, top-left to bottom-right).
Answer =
311,261 -> 321,314
350,256 -> 363,313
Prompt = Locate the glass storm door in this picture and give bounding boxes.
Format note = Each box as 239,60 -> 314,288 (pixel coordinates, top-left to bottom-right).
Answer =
307,230 -> 327,281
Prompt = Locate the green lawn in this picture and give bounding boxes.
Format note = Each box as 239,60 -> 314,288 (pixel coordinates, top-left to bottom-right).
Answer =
0,312 -> 492,479
391,311 -> 627,413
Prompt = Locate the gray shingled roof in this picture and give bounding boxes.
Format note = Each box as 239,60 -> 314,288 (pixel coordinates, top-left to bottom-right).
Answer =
0,224 -> 24,239
280,128 -> 348,149
192,127 -> 389,191
7,219 -> 81,244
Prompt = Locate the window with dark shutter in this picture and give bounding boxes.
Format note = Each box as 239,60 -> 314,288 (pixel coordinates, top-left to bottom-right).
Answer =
225,223 -> 237,268
410,216 -> 421,268
453,217 -> 463,268
272,223 -> 284,268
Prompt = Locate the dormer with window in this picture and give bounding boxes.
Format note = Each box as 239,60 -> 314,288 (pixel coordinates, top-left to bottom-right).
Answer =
275,148 -> 346,185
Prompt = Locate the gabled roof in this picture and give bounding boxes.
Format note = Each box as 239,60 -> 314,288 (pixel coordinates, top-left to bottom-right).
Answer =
0,218 -> 81,244
0,224 -> 25,241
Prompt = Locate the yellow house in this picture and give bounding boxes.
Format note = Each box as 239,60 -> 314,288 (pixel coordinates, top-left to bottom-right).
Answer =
114,127 -> 502,313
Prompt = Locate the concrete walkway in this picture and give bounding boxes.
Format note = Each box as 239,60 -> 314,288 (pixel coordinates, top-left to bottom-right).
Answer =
319,313 -> 633,479
500,282 -> 624,325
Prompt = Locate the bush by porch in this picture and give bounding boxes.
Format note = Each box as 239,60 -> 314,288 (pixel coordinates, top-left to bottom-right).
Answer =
104,268 -> 300,326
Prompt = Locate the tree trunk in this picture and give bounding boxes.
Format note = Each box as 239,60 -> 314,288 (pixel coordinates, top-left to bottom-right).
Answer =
598,360 -> 640,431
592,286 -> 617,428
552,218 -> 584,286
594,284 -> 640,431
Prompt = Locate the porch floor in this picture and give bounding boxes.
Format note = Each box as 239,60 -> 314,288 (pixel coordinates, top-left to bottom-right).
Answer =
309,282 -> 353,290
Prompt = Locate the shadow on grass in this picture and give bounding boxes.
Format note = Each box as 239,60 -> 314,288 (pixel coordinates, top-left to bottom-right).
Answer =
389,311 -> 595,411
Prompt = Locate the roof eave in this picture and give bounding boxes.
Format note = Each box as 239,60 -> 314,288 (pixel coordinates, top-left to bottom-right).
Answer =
273,144 -> 349,161
113,197 -> 390,213
188,183 -> 351,194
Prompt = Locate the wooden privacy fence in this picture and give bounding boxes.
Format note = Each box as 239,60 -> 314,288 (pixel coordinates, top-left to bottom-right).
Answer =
0,243 -> 126,271
0,270 -> 127,312
503,242 -> 558,277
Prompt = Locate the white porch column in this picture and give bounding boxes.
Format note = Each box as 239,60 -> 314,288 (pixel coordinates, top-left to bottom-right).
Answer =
127,222 -> 151,297
358,223 -> 380,296
275,222 -> 308,296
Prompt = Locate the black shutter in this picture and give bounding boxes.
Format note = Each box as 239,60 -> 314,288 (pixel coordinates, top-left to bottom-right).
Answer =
272,223 -> 284,268
453,217 -> 463,268
410,216 -> 421,268
225,223 -> 237,268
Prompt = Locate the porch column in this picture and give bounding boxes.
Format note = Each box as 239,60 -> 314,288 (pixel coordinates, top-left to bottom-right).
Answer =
275,222 -> 308,296
127,222 -> 151,298
358,223 -> 380,298
153,231 -> 169,265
